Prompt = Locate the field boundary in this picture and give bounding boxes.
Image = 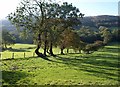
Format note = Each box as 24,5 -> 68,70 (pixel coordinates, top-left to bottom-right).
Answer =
0,52 -> 36,59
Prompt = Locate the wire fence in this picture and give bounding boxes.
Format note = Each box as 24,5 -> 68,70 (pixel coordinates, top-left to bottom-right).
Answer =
0,52 -> 37,60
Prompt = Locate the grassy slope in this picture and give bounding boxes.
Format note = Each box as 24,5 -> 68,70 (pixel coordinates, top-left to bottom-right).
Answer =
1,43 -> 119,85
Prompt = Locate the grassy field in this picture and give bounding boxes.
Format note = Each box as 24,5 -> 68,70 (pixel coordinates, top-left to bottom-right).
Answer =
0,43 -> 119,85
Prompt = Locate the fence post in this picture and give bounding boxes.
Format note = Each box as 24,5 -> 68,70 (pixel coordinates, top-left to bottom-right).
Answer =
24,52 -> 25,58
12,53 -> 14,59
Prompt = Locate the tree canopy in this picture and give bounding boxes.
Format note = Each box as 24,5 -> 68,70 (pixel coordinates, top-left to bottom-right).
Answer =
8,0 -> 84,57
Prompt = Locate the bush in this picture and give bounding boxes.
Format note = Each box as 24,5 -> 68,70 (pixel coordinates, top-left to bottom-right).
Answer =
84,41 -> 103,54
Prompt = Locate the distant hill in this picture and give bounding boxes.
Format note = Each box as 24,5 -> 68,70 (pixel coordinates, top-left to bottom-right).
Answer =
1,15 -> 118,32
81,15 -> 118,28
1,19 -> 16,31
0,19 -> 33,44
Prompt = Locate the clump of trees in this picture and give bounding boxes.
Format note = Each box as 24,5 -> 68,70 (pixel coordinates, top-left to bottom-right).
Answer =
58,28 -> 86,54
8,0 -> 84,57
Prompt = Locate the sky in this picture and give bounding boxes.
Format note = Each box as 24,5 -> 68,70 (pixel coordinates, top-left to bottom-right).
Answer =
0,0 -> 119,19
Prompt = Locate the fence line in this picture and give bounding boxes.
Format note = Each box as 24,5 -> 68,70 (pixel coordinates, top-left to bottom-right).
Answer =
24,52 -> 25,58
12,53 -> 14,59
1,52 -> 36,59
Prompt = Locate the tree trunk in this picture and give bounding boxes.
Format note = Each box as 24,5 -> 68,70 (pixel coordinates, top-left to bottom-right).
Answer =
86,50 -> 89,54
74,50 -> 77,53
49,42 -> 55,56
61,48 -> 64,55
35,44 -> 44,57
67,48 -> 69,53
43,30 -> 47,56
35,34 -> 45,57
79,49 -> 81,53
44,42 -> 47,56
46,48 -> 50,54
4,43 -> 7,49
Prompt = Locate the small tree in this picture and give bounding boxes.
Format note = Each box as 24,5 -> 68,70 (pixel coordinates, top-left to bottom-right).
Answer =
99,26 -> 112,44
2,29 -> 16,49
85,40 -> 103,54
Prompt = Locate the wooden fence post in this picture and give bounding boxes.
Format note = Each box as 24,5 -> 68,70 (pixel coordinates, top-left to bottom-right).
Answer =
12,53 -> 14,59
24,52 -> 25,58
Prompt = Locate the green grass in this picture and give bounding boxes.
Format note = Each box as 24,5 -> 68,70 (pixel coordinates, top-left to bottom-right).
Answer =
0,43 -> 119,85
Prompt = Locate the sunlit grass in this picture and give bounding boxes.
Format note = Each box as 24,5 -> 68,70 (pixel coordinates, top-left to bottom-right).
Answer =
1,43 -> 119,85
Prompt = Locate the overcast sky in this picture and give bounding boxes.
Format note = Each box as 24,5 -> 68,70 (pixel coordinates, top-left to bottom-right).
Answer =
0,0 -> 119,19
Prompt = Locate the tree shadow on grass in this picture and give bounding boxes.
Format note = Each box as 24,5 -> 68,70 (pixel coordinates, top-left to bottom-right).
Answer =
99,47 -> 120,53
53,54 -> 119,81
55,54 -> 119,68
1,52 -> 119,82
2,70 -> 28,85
93,54 -> 119,61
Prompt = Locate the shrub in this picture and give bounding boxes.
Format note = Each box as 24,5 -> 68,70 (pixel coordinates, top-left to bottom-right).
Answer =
84,40 -> 103,54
